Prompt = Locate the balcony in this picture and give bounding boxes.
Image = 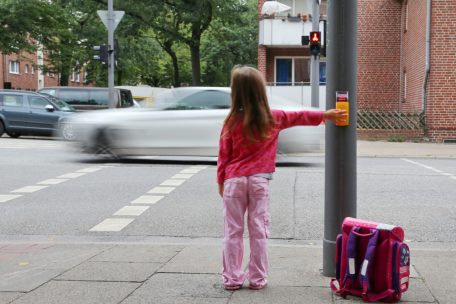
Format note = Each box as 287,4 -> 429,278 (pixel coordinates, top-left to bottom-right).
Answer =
259,17 -> 325,47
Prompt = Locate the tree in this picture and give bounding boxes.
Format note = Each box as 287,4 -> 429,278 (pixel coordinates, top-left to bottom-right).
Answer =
0,0 -> 67,53
202,0 -> 258,86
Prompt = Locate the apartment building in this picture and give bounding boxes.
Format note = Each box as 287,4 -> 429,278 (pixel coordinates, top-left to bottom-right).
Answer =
258,0 -> 456,142
0,50 -> 88,91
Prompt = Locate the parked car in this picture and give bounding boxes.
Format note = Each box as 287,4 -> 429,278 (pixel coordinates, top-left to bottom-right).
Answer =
65,87 -> 325,158
0,90 -> 75,139
37,87 -> 134,111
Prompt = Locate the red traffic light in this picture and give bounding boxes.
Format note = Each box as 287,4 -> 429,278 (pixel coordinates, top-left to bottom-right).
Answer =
310,31 -> 321,44
309,31 -> 321,56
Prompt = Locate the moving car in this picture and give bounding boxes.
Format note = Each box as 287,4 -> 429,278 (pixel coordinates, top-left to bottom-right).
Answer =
0,90 -> 75,139
37,87 -> 135,111
66,87 -> 325,158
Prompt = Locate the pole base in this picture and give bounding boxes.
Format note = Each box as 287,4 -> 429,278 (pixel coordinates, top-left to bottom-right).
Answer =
322,238 -> 336,277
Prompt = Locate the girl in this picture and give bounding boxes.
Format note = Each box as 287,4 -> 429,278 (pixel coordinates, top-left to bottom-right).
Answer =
217,66 -> 346,290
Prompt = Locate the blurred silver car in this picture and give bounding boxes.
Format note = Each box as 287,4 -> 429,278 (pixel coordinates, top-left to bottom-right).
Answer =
65,87 -> 325,158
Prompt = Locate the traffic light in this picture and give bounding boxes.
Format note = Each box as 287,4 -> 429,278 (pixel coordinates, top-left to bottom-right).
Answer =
309,31 -> 321,56
93,45 -> 109,64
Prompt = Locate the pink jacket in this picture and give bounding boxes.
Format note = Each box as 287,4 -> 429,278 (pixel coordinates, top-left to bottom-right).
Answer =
217,109 -> 324,185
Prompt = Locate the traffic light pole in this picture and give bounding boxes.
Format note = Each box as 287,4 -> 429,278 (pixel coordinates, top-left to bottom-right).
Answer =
323,0 -> 358,276
311,0 -> 320,108
107,0 -> 115,107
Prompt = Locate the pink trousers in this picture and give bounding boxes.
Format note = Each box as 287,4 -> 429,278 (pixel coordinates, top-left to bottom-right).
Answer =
222,176 -> 270,287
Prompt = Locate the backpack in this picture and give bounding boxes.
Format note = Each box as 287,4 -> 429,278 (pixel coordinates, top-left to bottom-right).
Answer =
330,217 -> 410,302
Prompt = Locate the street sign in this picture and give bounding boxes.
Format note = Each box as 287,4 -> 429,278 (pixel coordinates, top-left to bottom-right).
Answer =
97,10 -> 125,31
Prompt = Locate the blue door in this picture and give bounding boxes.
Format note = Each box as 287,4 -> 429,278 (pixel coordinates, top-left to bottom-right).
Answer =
276,59 -> 292,85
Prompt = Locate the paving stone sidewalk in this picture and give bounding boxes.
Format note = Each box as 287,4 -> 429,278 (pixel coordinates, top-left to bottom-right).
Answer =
0,240 -> 454,304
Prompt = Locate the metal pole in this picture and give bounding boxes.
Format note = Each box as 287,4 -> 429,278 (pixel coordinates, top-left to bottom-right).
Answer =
311,0 -> 320,108
323,0 -> 358,277
108,0 -> 115,107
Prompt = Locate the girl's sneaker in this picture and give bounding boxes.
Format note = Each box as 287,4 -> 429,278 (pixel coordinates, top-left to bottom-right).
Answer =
249,282 -> 267,290
224,284 -> 242,290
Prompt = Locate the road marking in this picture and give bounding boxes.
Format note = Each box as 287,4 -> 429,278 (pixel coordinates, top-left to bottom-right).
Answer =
130,195 -> 164,205
37,178 -> 69,185
113,206 -> 150,216
0,194 -> 22,203
172,173 -> 194,179
58,172 -> 87,179
89,165 -> 209,232
402,158 -> 456,181
77,167 -> 103,173
160,179 -> 185,186
1,166 -> 110,205
180,168 -> 202,174
148,186 -> 175,194
89,218 -> 135,232
11,185 -> 48,193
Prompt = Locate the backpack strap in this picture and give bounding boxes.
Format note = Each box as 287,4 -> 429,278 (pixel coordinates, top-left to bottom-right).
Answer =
343,226 -> 360,289
359,229 -> 397,302
359,229 -> 378,300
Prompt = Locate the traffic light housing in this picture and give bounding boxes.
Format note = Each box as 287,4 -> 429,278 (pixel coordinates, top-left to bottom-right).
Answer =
309,31 -> 321,56
93,45 -> 109,64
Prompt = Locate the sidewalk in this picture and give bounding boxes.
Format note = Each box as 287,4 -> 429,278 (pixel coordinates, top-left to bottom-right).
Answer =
0,238 -> 454,304
356,140 -> 456,158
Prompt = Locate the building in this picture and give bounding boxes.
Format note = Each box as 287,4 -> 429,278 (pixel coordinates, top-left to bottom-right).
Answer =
0,50 -> 88,91
258,0 -> 456,143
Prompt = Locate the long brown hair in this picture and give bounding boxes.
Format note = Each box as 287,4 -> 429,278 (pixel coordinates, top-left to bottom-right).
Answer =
224,66 -> 275,143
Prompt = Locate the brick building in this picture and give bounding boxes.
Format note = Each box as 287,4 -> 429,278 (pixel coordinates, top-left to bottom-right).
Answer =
1,50 -> 88,91
258,0 -> 456,142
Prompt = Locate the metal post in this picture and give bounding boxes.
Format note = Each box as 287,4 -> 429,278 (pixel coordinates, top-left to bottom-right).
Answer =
323,0 -> 358,277
311,0 -> 320,108
108,0 -> 115,107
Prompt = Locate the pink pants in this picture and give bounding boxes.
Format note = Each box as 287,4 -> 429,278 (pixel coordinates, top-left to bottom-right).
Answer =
222,176 -> 270,287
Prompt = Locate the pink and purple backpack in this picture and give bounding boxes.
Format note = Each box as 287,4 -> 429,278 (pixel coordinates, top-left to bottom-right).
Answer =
330,217 -> 410,302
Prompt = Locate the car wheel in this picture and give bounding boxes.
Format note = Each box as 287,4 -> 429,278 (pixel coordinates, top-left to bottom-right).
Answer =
7,131 -> 20,138
94,130 -> 119,160
60,123 -> 75,141
0,121 -> 4,137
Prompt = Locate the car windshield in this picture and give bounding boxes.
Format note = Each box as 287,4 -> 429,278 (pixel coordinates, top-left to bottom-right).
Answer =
39,94 -> 74,111
154,88 -> 231,110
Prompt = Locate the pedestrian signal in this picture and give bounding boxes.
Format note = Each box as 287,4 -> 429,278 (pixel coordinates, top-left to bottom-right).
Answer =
309,31 -> 321,56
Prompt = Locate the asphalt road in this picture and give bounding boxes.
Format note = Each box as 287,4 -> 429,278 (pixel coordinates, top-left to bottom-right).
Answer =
0,137 -> 455,244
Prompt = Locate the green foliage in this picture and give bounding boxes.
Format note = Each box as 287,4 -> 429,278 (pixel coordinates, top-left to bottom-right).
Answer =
202,0 -> 258,86
0,0 -> 259,88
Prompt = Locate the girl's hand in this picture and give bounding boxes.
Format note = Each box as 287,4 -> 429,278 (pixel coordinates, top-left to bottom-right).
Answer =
218,184 -> 224,198
324,109 -> 347,124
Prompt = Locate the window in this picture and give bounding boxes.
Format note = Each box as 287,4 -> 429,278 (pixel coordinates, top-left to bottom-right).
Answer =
31,66 -> 35,74
176,90 -> 230,109
25,64 -> 29,74
2,95 -> 23,107
89,90 -> 109,105
120,90 -> 134,108
29,96 -> 51,109
9,61 -> 20,74
275,57 -> 326,85
58,89 -> 90,105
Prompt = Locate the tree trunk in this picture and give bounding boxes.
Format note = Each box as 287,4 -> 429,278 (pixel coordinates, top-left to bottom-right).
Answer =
59,68 -> 69,86
190,43 -> 201,86
163,41 -> 180,87
117,69 -> 123,85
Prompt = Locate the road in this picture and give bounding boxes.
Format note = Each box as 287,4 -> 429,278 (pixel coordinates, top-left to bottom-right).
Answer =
0,137 -> 455,245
